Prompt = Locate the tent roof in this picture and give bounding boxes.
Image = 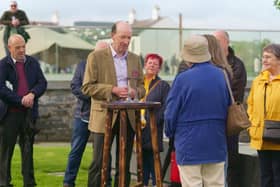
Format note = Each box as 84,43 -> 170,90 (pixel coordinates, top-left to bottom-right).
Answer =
0,27 -> 94,58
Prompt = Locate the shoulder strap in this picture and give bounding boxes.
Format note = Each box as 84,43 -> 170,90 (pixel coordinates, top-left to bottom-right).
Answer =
223,69 -> 235,104
143,80 -> 161,101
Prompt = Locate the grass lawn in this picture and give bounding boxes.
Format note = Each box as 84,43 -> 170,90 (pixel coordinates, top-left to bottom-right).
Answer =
10,143 -> 92,187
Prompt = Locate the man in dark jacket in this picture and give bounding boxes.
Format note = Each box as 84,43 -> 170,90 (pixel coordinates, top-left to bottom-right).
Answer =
0,1 -> 30,55
0,34 -> 47,187
214,30 -> 247,187
63,41 -> 109,187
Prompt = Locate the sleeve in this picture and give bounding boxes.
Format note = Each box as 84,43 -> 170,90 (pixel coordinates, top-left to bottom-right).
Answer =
164,77 -> 182,138
0,11 -> 11,26
247,80 -> 255,122
71,61 -> 90,101
233,58 -> 247,102
29,61 -> 47,98
136,56 -> 145,99
82,52 -> 113,100
0,60 -> 22,105
157,81 -> 170,125
19,10 -> 29,25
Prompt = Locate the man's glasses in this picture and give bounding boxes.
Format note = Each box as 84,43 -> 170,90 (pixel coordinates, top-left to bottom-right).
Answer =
11,5 -> 17,8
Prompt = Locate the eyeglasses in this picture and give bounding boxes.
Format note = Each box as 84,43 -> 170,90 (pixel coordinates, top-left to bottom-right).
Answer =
11,5 -> 17,7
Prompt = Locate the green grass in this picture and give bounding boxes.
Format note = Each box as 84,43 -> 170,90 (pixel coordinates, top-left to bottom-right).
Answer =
10,143 -> 92,187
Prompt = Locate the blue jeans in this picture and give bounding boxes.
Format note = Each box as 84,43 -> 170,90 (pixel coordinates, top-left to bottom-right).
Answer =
63,118 -> 90,187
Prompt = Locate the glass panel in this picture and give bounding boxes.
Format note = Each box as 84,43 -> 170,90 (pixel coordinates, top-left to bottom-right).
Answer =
1,25 -> 280,81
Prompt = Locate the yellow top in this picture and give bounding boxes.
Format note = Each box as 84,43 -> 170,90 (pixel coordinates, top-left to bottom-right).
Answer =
247,70 -> 280,150
141,75 -> 155,127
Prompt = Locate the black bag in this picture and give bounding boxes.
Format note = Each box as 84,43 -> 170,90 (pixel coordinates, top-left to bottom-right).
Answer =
263,120 -> 280,143
263,84 -> 280,143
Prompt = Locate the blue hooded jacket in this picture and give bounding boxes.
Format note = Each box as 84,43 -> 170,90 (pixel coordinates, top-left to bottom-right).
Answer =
165,62 -> 230,165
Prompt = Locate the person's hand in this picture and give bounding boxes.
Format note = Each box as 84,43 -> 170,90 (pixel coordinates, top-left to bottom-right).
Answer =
22,93 -> 35,108
128,87 -> 137,99
11,18 -> 20,27
112,86 -> 128,99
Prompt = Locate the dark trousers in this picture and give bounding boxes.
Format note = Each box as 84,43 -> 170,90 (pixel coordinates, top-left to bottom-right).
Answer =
63,118 -> 90,187
257,150 -> 280,187
0,111 -> 36,187
143,150 -> 156,186
87,115 -> 135,187
112,118 -> 135,187
87,132 -> 112,187
227,150 -> 240,187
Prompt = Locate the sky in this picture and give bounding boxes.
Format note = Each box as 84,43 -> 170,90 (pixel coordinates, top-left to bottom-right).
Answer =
1,0 -> 280,30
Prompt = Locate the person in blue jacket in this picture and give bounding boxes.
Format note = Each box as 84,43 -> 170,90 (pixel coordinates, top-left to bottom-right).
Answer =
63,41 -> 108,187
164,35 -> 230,187
0,34 -> 47,187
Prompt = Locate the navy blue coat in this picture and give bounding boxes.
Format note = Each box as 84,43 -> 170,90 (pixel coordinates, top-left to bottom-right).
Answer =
142,76 -> 170,152
0,55 -> 47,119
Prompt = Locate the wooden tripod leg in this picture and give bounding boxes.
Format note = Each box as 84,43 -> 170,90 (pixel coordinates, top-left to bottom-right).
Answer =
149,109 -> 163,187
119,110 -> 127,187
101,109 -> 113,187
135,110 -> 143,186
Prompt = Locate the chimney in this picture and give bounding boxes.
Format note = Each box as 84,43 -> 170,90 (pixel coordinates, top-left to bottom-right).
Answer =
152,5 -> 160,20
128,8 -> 136,24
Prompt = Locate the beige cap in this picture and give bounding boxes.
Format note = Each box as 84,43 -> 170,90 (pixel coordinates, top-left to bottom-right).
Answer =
181,35 -> 211,63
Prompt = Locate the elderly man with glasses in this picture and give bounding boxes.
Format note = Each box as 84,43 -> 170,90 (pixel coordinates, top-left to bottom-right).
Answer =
0,1 -> 30,55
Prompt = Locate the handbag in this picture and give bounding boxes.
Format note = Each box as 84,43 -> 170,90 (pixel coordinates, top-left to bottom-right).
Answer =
223,70 -> 251,136
262,83 -> 280,143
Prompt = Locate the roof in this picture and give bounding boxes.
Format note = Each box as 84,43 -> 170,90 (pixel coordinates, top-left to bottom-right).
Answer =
74,21 -> 114,27
0,27 -> 94,58
131,17 -> 178,28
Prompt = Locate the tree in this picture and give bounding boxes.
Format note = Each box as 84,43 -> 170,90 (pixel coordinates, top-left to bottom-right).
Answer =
275,0 -> 280,10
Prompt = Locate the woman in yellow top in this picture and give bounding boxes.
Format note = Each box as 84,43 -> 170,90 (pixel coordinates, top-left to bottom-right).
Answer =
247,43 -> 280,187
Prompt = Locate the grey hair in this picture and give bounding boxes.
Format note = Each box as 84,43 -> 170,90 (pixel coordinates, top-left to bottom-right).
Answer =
263,44 -> 280,59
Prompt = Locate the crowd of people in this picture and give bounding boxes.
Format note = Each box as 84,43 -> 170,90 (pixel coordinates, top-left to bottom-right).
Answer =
0,3 -> 280,187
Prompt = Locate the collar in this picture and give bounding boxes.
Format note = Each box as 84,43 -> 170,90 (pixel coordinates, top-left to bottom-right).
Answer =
259,70 -> 280,82
110,44 -> 128,60
11,56 -> 26,64
144,75 -> 157,82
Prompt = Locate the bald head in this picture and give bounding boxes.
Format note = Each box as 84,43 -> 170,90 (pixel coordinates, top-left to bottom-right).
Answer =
8,34 -> 26,61
94,41 -> 108,51
111,21 -> 132,35
8,34 -> 25,46
213,30 -> 230,56
111,21 -> 132,56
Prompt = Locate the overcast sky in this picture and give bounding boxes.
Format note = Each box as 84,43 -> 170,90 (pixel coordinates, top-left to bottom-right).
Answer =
1,0 -> 280,30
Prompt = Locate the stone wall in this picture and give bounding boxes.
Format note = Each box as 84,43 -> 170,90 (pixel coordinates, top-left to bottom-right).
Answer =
35,80 -> 252,142
35,81 -> 76,142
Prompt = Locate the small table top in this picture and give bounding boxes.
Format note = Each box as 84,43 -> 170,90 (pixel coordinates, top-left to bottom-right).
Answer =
101,101 -> 161,110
